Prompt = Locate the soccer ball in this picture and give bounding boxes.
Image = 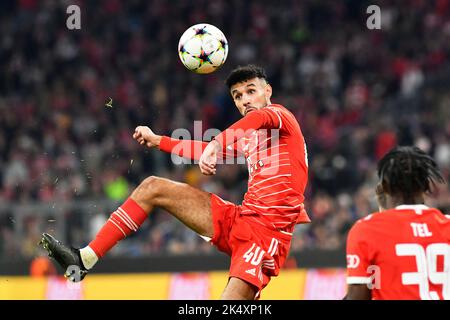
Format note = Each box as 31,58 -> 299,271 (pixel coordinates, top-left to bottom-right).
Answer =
178,23 -> 228,74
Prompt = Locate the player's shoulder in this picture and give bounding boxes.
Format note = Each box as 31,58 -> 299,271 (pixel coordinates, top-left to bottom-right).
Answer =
348,211 -> 397,245
427,207 -> 450,220
356,211 -> 385,223
350,211 -> 386,232
442,214 -> 450,228
266,103 -> 290,115
265,104 -> 300,128
354,207 -> 450,227
355,208 -> 424,224
391,206 -> 450,223
430,210 -> 450,225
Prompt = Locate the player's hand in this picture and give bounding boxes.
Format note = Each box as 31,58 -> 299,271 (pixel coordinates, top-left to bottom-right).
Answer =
133,126 -> 161,148
199,140 -> 220,175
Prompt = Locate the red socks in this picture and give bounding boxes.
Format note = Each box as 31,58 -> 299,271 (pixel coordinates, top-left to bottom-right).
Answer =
89,198 -> 148,257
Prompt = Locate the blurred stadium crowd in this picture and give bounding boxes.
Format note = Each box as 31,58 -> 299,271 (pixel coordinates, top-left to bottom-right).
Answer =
0,0 -> 449,261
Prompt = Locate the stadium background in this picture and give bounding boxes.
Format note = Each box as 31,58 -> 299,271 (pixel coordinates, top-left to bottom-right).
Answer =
0,0 -> 449,299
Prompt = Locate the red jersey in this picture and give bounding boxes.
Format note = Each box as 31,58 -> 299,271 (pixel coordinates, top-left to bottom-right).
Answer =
159,104 -> 310,234
228,104 -> 309,233
346,205 -> 450,300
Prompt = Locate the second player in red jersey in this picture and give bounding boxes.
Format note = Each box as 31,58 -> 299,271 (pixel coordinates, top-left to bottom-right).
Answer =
345,146 -> 449,300
347,205 -> 450,300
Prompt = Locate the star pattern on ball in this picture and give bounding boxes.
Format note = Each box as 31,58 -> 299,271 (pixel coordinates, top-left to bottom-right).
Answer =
198,49 -> 212,64
194,26 -> 207,35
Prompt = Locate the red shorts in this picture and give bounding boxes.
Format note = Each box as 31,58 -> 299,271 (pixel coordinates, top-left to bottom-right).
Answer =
210,194 -> 292,297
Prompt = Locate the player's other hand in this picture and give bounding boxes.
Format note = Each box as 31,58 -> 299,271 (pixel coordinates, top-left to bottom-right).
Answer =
199,140 -> 220,175
133,126 -> 161,148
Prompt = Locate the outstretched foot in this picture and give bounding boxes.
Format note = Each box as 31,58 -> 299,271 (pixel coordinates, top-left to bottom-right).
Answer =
39,233 -> 88,282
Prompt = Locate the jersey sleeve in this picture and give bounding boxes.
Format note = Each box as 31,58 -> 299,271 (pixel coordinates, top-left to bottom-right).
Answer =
258,107 -> 283,130
159,136 -> 207,160
265,105 -> 305,137
262,106 -> 283,130
224,142 -> 245,157
346,221 -> 372,285
213,107 -> 282,148
159,136 -> 242,160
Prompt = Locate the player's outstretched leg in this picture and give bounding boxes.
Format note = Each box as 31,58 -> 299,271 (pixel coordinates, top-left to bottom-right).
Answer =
39,175 -> 213,282
39,233 -> 88,282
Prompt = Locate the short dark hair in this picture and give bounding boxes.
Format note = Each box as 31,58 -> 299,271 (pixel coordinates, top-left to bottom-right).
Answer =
377,146 -> 445,202
225,65 -> 267,89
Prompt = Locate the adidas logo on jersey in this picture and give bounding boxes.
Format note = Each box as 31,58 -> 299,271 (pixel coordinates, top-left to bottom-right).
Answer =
245,268 -> 256,276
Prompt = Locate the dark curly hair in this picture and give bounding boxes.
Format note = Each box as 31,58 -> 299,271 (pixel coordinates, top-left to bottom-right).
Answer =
377,146 -> 445,203
225,64 -> 267,89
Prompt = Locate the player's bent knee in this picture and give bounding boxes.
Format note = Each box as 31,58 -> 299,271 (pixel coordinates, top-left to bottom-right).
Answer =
132,176 -> 161,201
140,175 -> 159,189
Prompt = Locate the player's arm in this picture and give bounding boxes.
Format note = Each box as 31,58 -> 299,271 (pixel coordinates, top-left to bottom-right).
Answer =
344,221 -> 373,300
198,108 -> 281,175
343,284 -> 371,300
133,126 -> 238,161
214,107 -> 282,147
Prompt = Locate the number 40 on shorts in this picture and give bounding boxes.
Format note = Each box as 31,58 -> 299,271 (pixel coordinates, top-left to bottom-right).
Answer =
243,238 -> 279,266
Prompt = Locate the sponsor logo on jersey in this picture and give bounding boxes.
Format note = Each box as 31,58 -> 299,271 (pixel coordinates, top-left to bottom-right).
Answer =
347,254 -> 360,269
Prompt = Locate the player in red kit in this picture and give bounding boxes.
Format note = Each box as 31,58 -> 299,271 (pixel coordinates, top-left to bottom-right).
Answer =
345,146 -> 449,300
39,65 -> 310,299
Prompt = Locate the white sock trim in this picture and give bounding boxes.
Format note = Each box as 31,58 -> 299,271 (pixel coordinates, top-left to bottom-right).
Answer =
80,246 -> 99,270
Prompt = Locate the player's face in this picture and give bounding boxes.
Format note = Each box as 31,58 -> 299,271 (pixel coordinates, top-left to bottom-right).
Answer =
230,78 -> 272,116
